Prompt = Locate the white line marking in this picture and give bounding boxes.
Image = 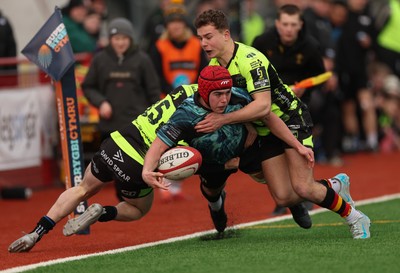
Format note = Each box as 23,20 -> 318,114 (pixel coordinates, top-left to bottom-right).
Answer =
2,193 -> 399,273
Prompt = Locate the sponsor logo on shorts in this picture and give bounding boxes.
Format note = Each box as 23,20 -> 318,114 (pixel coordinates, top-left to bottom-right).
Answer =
121,190 -> 137,197
92,161 -> 99,174
113,150 -> 124,162
100,150 -> 131,182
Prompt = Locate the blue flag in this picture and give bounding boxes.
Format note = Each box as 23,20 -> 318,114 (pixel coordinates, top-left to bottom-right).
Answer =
21,7 -> 74,81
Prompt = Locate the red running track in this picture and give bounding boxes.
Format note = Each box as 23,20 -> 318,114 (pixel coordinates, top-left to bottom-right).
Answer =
1,151 -> 399,270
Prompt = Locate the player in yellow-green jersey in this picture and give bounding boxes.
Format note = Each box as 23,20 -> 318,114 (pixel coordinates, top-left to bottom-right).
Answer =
194,9 -> 370,239
8,84 -> 199,253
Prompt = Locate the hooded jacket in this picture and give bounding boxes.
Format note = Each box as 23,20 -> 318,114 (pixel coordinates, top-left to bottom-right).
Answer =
82,44 -> 161,133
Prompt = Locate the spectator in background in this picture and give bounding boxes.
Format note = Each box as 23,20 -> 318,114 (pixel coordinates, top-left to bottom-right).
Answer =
149,2 -> 207,201
335,0 -> 378,152
194,0 -> 216,18
303,0 -> 345,166
141,0 -> 173,52
82,18 -> 161,200
83,10 -> 105,49
0,9 -> 17,72
61,0 -> 98,53
378,74 -> 400,152
329,0 -> 348,43
368,62 -> 400,152
252,4 -> 325,215
85,0 -> 109,49
371,0 -> 400,78
241,0 -> 265,46
253,4 -> 326,104
303,0 -> 336,62
150,2 -> 208,95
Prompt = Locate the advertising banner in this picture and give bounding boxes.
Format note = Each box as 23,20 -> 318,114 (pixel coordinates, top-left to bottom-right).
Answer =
0,88 -> 41,170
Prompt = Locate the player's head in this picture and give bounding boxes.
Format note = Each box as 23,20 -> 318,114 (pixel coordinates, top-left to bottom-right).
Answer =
198,65 -> 232,106
194,9 -> 229,31
195,10 -> 231,59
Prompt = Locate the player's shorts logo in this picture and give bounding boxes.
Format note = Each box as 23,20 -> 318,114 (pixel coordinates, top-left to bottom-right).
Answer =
113,150 -> 124,162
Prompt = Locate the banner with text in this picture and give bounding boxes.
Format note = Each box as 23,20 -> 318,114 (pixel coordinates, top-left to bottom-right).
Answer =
0,88 -> 41,170
22,6 -> 89,232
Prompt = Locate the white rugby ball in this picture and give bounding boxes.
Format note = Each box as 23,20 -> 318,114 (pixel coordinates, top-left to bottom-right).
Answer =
158,146 -> 202,180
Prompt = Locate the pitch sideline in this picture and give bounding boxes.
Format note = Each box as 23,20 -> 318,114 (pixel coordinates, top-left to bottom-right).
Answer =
2,193 -> 400,273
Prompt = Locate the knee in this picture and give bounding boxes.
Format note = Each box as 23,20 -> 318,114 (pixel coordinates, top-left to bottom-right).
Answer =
274,197 -> 291,207
292,184 -> 310,200
72,185 -> 91,200
272,191 -> 298,207
200,180 -> 224,202
119,200 -> 153,222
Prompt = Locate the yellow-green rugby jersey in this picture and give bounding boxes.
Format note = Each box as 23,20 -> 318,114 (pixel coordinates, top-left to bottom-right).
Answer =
209,42 -> 301,136
110,84 -> 197,164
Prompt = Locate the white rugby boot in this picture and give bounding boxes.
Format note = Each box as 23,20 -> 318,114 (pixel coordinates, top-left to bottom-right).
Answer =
8,232 -> 40,253
63,203 -> 104,236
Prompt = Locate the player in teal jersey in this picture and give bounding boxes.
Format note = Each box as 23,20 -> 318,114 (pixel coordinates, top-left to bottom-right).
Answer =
142,66 -> 314,232
193,9 -> 371,239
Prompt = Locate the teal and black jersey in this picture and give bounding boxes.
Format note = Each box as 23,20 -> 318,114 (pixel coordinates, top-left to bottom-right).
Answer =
209,42 -> 308,135
157,87 -> 252,165
110,84 -> 197,164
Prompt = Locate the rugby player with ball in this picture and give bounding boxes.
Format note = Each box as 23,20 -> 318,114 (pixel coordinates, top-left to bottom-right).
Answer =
142,66 -> 314,233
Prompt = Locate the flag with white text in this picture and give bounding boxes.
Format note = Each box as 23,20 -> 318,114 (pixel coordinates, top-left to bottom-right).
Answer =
21,7 -> 74,81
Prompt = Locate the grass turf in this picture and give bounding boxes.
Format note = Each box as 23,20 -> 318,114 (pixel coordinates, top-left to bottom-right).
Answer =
24,199 -> 400,273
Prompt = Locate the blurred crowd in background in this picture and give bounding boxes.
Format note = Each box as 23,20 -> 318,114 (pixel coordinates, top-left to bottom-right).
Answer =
1,0 -> 400,170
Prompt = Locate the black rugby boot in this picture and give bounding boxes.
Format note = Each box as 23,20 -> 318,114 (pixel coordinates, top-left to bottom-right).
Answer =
289,202 -> 312,229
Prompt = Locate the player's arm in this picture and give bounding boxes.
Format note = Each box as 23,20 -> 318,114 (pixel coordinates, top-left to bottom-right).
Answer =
244,122 -> 258,148
142,137 -> 171,190
195,91 -> 270,133
223,91 -> 270,123
263,112 -> 314,168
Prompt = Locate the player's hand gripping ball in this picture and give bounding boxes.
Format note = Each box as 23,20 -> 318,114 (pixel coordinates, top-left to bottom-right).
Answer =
157,147 -> 202,180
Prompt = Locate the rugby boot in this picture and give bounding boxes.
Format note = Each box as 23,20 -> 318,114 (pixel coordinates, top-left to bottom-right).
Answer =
289,202 -> 312,229
348,211 -> 371,239
8,232 -> 39,253
63,203 -> 103,236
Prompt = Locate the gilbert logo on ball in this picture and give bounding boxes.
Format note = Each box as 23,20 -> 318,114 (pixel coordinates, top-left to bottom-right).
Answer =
158,146 -> 202,180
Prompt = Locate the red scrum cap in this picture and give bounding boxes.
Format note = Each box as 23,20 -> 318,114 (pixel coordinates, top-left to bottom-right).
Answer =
198,66 -> 233,104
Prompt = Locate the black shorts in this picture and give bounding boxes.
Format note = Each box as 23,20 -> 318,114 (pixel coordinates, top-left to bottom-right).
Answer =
239,137 -> 263,174
197,163 -> 238,189
91,138 -> 152,199
259,123 -> 313,161
240,103 -> 314,168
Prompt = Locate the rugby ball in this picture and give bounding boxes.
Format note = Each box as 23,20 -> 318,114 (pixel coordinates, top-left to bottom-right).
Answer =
158,146 -> 202,180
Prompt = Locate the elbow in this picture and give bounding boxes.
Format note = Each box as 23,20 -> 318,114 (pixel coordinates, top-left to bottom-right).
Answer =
256,102 -> 271,120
